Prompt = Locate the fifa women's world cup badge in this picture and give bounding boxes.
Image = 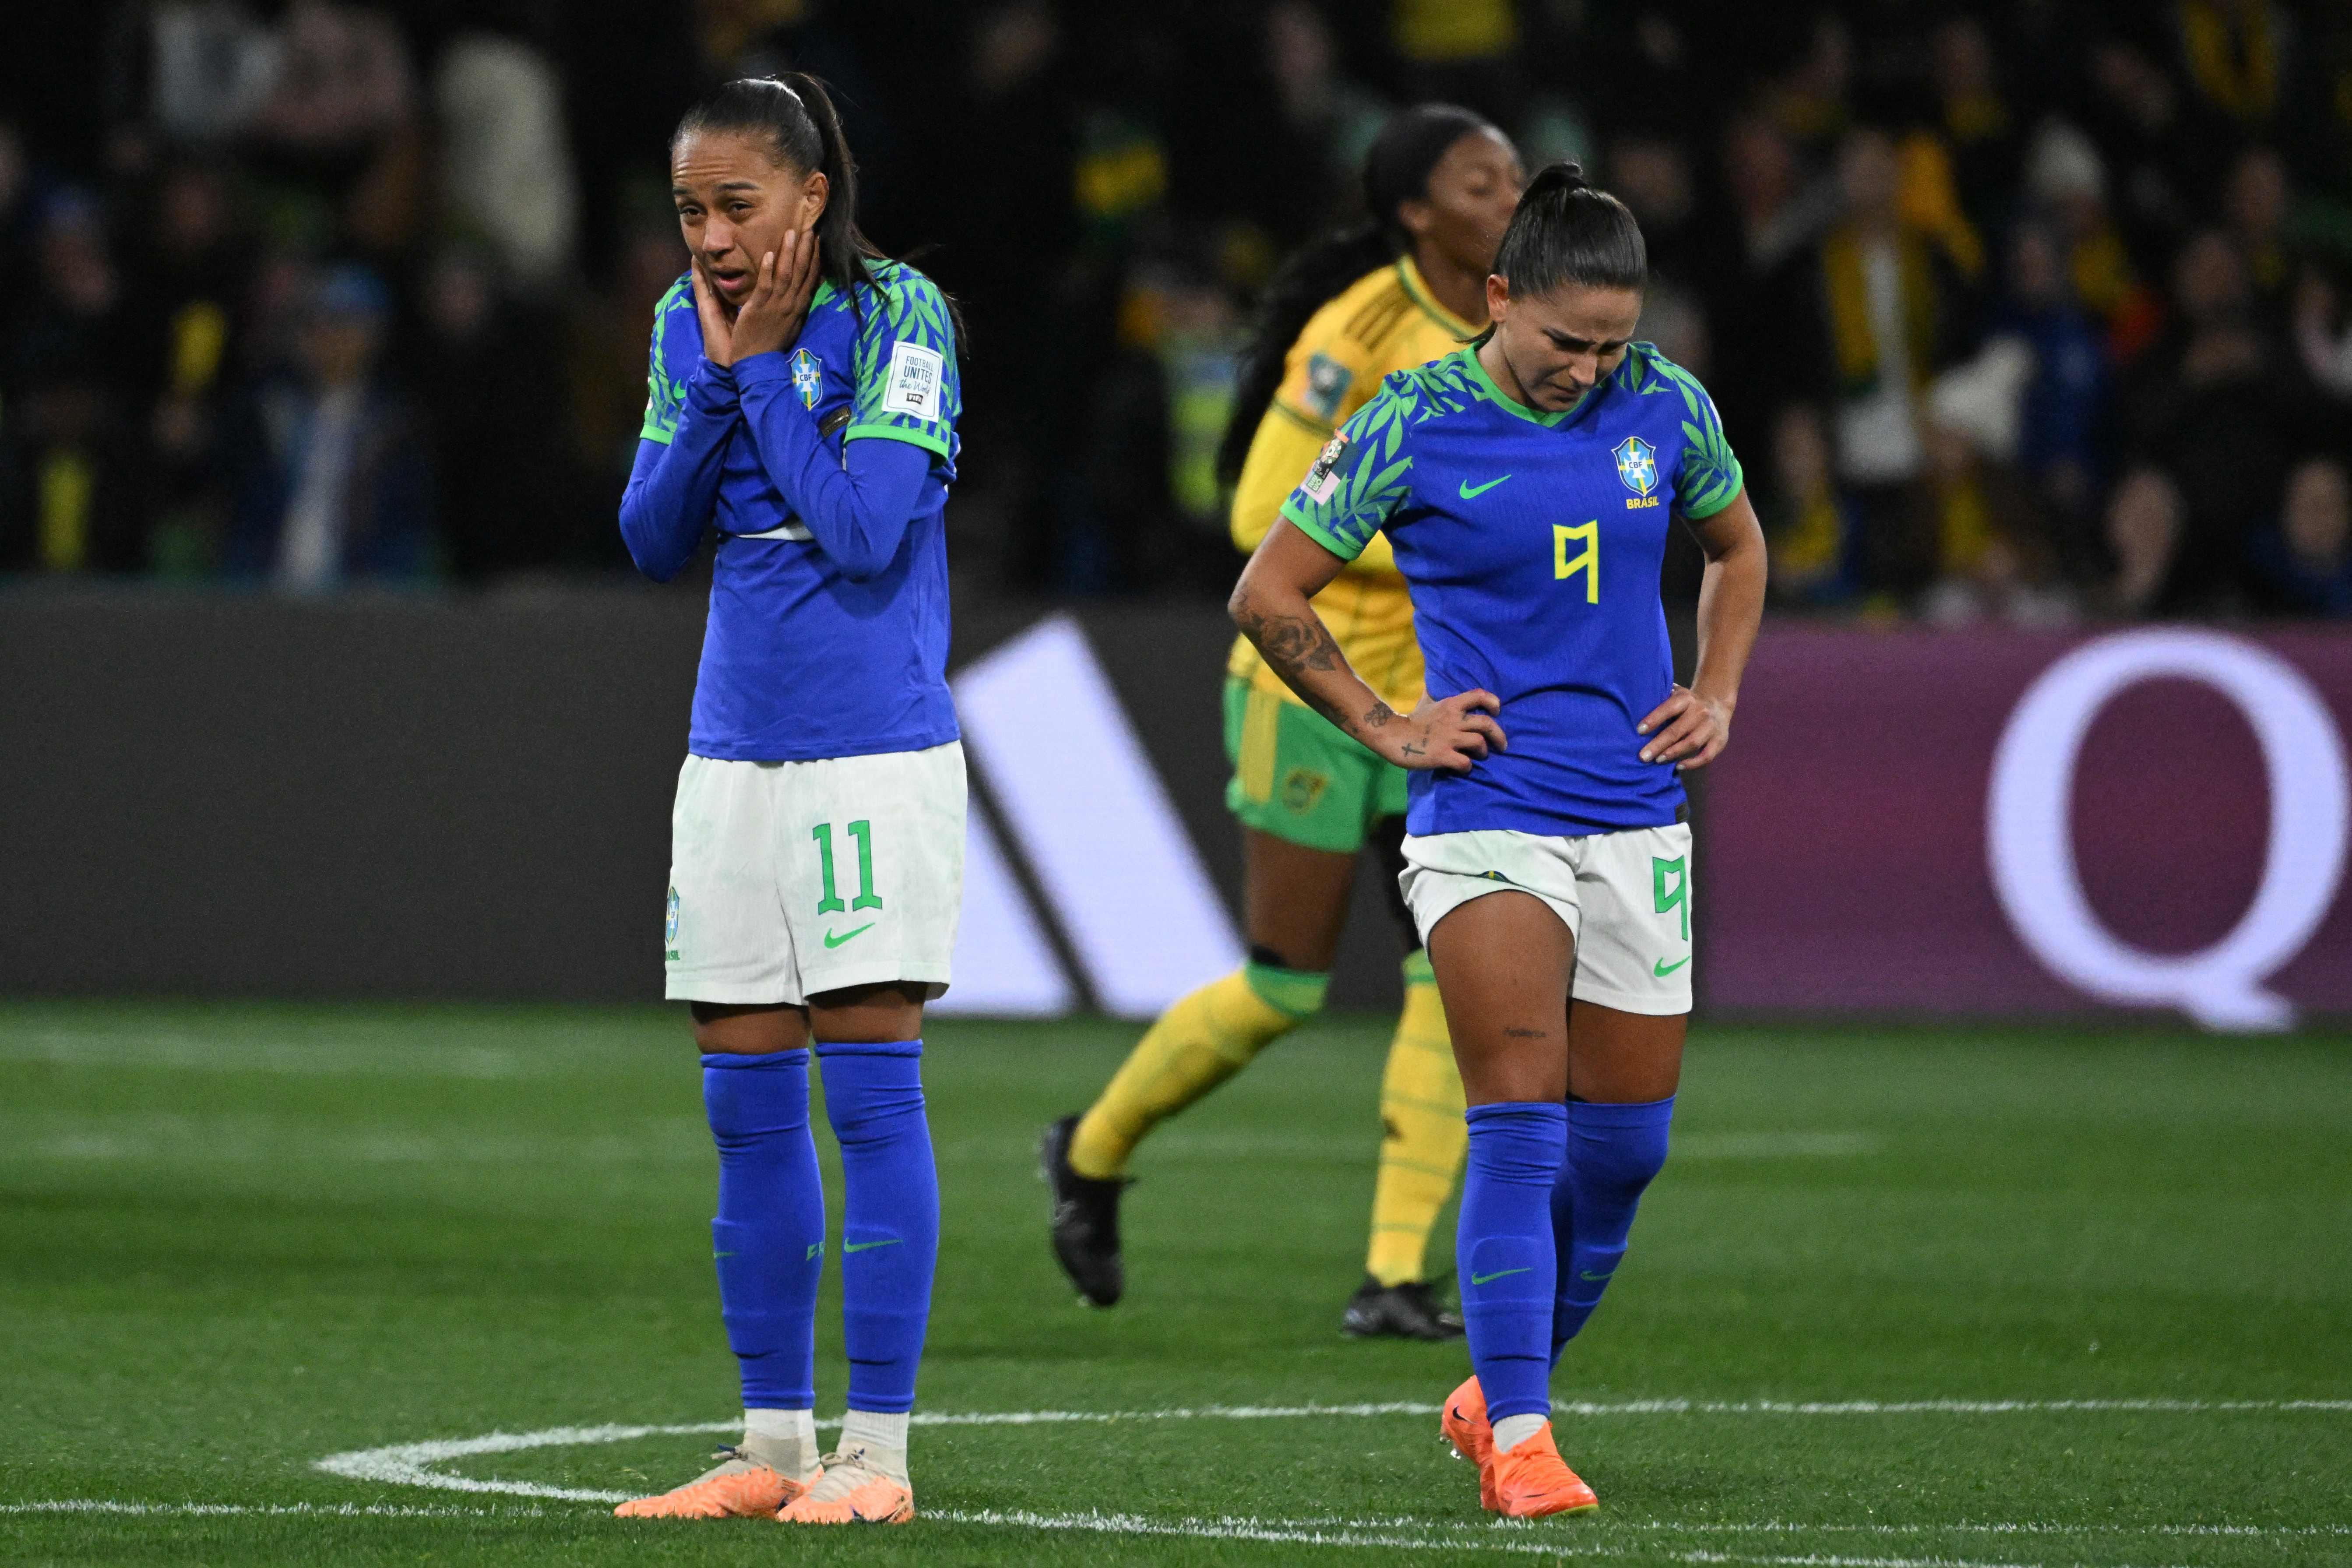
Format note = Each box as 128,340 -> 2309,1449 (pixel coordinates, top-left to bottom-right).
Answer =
1303,432 -> 1352,503
1614,436 -> 1660,508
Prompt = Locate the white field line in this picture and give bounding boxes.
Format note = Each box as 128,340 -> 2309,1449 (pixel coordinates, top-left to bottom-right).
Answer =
311,1396 -> 2352,1498
0,1501 -> 2238,1568
22,1497 -> 2346,1564
310,1401 -> 2352,1515
922,1509 -> 2190,1568
1,1501 -> 553,1518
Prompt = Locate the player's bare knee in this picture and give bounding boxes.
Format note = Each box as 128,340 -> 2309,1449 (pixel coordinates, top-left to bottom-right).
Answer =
690,1002 -> 810,1055
807,981 -> 927,1044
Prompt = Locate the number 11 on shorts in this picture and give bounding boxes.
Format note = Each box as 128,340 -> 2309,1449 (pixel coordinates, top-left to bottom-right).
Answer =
812,820 -> 885,915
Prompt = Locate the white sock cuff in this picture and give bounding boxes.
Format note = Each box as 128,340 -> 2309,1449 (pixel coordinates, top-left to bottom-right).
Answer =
743,1408 -> 816,1445
1491,1413 -> 1549,1454
840,1408 -> 910,1452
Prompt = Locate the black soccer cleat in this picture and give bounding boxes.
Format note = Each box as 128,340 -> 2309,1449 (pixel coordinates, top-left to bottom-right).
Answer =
1039,1114 -> 1129,1307
1342,1275 -> 1465,1340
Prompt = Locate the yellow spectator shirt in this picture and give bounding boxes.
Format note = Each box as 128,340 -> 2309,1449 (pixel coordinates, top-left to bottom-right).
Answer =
1227,256 -> 1474,714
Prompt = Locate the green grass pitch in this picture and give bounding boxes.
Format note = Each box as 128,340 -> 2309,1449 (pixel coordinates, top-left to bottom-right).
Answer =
3,1001 -> 2349,1566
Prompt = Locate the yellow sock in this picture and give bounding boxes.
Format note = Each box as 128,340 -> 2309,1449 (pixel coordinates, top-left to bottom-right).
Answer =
1067,965 -> 1322,1179
1365,951 -> 1467,1287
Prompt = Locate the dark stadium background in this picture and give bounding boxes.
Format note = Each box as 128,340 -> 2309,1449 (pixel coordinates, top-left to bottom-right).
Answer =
3,0 -> 2350,1025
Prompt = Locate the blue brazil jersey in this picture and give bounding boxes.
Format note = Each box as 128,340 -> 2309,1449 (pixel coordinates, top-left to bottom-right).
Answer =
1280,342 -> 1743,836
641,260 -> 961,761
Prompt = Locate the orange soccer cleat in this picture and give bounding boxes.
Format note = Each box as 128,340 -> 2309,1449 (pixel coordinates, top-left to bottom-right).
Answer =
1440,1374 -> 1500,1510
612,1447 -> 813,1520
774,1445 -> 915,1525
1488,1422 -> 1600,1519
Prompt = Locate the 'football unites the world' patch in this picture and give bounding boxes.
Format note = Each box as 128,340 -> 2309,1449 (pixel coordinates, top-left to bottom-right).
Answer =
882,340 -> 945,423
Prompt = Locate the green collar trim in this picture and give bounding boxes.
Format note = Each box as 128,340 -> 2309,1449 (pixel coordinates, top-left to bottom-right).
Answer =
813,278 -> 838,308
1461,346 -> 1577,426
1397,257 -> 1476,338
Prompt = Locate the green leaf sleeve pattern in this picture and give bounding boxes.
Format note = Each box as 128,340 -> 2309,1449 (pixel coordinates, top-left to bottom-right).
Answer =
639,276 -> 692,445
1277,383 -> 1421,561
1651,353 -> 1744,519
847,263 -> 960,459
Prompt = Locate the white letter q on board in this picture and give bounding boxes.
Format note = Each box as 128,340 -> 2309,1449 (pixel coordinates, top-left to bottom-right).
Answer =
1987,629 -> 2349,1032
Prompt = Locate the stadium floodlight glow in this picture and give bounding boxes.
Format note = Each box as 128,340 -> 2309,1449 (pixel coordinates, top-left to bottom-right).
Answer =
1986,628 -> 2350,1032
927,809 -> 1075,1018
954,615 -> 1245,1018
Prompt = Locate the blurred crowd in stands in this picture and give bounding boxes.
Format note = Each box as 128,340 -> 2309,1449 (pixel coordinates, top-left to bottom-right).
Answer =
3,0 -> 2351,620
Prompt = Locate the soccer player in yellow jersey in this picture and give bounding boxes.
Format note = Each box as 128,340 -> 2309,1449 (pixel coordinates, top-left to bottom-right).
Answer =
1043,106 -> 1523,1337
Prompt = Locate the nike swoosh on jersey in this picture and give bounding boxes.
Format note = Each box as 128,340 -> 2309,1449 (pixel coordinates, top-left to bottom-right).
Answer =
1458,475 -> 1512,499
1654,955 -> 1690,976
824,923 -> 877,949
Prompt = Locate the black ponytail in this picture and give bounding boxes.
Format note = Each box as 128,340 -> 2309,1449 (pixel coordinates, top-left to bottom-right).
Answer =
1489,161 -> 1646,303
673,75 -> 887,317
1216,103 -> 1499,484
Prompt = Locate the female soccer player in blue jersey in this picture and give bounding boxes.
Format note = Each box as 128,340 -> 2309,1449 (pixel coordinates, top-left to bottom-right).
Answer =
1230,162 -> 1767,1519
612,75 -> 962,1528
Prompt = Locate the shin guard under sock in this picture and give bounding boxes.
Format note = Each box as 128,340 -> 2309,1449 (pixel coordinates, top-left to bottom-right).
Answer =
702,1050 -> 824,1410
1549,1095 -> 1673,1363
1458,1101 -> 1568,1423
817,1041 -> 939,1416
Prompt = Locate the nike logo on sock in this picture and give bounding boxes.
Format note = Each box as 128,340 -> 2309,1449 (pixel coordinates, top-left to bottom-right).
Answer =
1470,1266 -> 1532,1286
844,1238 -> 902,1254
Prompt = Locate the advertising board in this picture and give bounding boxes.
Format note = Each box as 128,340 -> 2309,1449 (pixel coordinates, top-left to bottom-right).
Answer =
1704,627 -> 2352,1030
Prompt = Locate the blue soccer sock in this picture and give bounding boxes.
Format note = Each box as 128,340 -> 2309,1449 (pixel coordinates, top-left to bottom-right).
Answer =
1458,1101 -> 1568,1424
702,1050 -> 825,1410
816,1040 -> 939,1416
1549,1095 -> 1674,1364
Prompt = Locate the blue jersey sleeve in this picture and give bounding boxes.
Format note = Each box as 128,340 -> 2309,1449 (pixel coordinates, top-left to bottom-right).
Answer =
640,275 -> 699,445
619,275 -> 736,581
846,263 -> 959,459
1275,384 -> 1417,561
1649,354 -> 1743,519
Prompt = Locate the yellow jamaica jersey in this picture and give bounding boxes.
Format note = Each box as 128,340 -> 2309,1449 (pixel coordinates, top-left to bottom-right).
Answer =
1226,256 -> 1474,714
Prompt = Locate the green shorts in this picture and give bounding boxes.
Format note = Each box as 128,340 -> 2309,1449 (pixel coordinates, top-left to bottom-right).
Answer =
1223,676 -> 1410,853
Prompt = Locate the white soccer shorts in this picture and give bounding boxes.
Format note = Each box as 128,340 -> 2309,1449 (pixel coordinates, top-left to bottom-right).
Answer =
664,742 -> 966,1006
1398,822 -> 1695,1015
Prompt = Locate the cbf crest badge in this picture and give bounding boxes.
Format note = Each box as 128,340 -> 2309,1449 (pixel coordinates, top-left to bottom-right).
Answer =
1613,435 -> 1658,497
789,348 -> 823,409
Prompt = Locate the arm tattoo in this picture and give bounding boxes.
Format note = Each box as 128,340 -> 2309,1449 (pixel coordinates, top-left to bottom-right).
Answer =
1251,611 -> 1344,673
1235,604 -> 1372,733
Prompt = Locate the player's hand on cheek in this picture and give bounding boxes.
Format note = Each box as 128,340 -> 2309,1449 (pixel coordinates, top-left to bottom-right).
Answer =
691,263 -> 734,368
730,230 -> 821,363
1389,689 -> 1507,773
1637,685 -> 1732,771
